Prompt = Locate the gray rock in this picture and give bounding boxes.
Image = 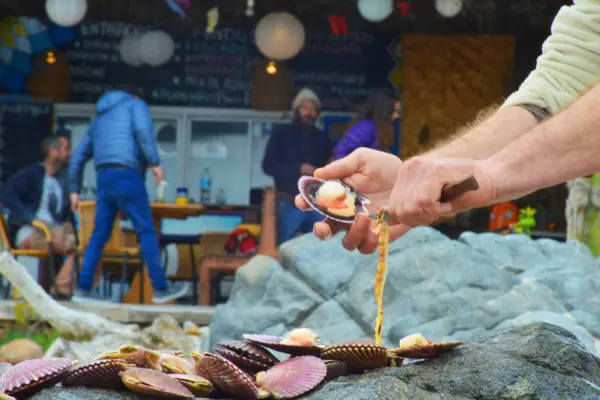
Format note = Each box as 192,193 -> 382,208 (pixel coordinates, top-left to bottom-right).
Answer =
209,228 -> 600,355
29,387 -> 158,400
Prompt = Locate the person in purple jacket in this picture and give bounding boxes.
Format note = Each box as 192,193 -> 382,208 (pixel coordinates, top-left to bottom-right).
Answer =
333,90 -> 400,160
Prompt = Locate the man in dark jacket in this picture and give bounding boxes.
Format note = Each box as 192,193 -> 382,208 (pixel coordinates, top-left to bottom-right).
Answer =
262,88 -> 332,244
0,136 -> 76,296
68,86 -> 189,304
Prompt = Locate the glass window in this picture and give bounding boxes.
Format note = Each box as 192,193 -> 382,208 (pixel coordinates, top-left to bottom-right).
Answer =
146,118 -> 179,202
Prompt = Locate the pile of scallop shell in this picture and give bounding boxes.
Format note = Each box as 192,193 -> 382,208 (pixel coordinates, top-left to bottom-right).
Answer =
0,328 -> 461,399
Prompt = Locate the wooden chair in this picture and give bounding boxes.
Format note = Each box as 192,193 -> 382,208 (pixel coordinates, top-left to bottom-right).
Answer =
197,185 -> 279,305
73,201 -> 144,302
0,210 -> 56,297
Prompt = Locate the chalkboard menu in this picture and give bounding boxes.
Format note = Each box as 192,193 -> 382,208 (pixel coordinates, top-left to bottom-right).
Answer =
0,101 -> 53,184
61,22 -> 397,110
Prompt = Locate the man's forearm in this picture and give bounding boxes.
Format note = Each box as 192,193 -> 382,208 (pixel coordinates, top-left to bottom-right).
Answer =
486,82 -> 600,200
425,106 -> 539,160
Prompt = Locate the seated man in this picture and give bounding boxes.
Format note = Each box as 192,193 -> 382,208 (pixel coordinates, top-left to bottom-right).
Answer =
0,136 -> 76,297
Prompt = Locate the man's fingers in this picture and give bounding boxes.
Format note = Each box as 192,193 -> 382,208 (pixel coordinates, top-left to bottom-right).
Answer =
295,195 -> 311,210
314,149 -> 362,180
341,214 -> 372,251
313,221 -> 332,240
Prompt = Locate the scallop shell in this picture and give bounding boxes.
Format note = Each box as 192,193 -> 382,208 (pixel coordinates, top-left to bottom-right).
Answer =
121,368 -> 194,399
324,360 -> 347,381
216,340 -> 279,366
62,359 -> 131,389
167,374 -> 214,397
257,356 -> 326,399
195,353 -> 260,400
215,346 -> 272,373
391,341 -> 463,359
2,358 -> 73,397
321,344 -> 390,370
243,334 -> 323,357
297,176 -> 371,223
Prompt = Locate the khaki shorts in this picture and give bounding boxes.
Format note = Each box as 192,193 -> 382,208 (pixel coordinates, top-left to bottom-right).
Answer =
19,222 -> 76,254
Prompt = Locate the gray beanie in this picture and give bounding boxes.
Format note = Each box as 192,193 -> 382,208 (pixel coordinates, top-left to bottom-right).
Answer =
292,88 -> 321,110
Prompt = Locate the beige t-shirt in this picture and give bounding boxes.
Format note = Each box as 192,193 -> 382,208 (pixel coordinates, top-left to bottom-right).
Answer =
502,0 -> 600,115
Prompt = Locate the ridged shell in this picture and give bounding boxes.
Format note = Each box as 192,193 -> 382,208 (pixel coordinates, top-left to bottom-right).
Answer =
96,345 -> 162,370
321,344 -> 389,370
159,354 -> 196,375
169,373 -> 214,397
215,347 -> 271,373
257,356 -> 326,399
62,359 -> 131,389
195,353 -> 260,400
2,358 -> 73,397
324,360 -> 347,381
216,340 -> 279,365
121,368 -> 194,399
391,341 -> 463,359
243,334 -> 322,357
297,176 -> 371,224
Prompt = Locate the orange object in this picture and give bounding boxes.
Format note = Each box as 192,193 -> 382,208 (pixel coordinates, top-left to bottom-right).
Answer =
489,202 -> 519,232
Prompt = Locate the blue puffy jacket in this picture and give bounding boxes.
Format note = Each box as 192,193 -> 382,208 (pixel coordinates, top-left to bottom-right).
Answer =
68,90 -> 161,193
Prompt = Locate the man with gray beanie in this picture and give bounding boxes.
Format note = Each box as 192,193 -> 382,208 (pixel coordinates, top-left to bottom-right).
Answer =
262,88 -> 332,244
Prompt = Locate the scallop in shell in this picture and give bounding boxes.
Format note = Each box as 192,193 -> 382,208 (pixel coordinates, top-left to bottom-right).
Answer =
216,340 -> 279,365
193,352 -> 260,400
243,334 -> 323,357
62,359 -> 133,389
214,346 -> 272,374
256,356 -> 326,399
321,344 -> 398,370
121,368 -> 194,399
297,177 -> 371,223
169,373 -> 214,397
2,358 -> 74,397
391,340 -> 463,359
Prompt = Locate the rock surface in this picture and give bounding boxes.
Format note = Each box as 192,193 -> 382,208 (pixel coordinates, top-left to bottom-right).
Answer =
29,323 -> 600,400
210,228 -> 600,354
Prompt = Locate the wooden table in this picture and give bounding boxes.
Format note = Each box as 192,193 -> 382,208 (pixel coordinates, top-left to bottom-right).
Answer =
122,202 -> 204,304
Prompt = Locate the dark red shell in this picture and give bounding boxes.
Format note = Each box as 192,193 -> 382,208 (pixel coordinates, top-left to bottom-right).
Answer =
391,341 -> 463,359
243,334 -> 323,357
214,347 -> 272,374
195,353 -> 260,400
216,340 -> 279,366
321,344 -> 390,370
2,358 -> 73,397
62,359 -> 131,389
121,368 -> 194,399
324,360 -> 347,381
257,356 -> 326,399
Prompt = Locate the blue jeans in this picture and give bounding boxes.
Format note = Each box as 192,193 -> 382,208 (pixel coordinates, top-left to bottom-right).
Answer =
77,168 -> 168,291
277,199 -> 324,245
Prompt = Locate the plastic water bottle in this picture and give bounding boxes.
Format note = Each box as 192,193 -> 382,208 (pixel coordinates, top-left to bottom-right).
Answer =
200,168 -> 212,204
216,188 -> 226,205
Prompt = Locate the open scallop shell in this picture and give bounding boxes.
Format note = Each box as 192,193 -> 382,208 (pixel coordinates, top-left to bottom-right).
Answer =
391,341 -> 463,359
214,346 -> 272,374
167,374 -> 214,397
321,344 -> 391,370
243,334 -> 323,357
2,358 -> 73,397
297,177 -> 372,223
62,359 -> 132,389
324,360 -> 347,381
216,340 -> 279,366
257,356 -> 326,399
121,368 -> 194,399
194,353 -> 260,400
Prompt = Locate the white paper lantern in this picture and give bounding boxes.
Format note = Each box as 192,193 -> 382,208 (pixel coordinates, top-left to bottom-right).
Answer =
435,0 -> 463,18
45,0 -> 87,27
119,34 -> 144,67
139,30 -> 175,67
254,12 -> 305,61
357,0 -> 393,23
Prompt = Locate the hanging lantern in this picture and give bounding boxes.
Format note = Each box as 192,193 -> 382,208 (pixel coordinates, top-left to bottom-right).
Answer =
139,30 -> 175,67
119,34 -> 144,67
357,0 -> 393,23
45,0 -> 87,27
435,0 -> 463,18
254,12 -> 305,61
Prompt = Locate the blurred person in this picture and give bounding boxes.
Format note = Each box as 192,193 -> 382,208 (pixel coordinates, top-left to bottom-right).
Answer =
68,85 -> 189,304
333,89 -> 400,160
0,136 -> 76,297
295,0 -> 600,253
262,88 -> 332,244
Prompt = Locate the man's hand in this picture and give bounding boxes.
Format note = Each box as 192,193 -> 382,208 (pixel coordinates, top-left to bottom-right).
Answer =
388,156 -> 497,228
69,193 -> 80,212
295,148 -> 408,254
300,163 -> 316,176
151,166 -> 165,185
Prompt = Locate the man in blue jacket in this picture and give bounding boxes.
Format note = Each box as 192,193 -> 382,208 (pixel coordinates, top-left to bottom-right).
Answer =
68,86 -> 189,304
